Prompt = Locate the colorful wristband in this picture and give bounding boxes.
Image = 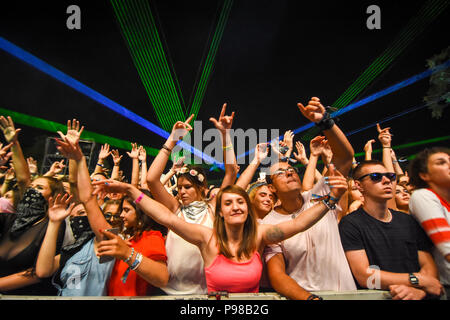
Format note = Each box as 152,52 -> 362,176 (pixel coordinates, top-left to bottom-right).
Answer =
134,192 -> 144,204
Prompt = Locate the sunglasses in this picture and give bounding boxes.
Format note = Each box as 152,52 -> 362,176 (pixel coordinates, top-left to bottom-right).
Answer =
356,172 -> 397,183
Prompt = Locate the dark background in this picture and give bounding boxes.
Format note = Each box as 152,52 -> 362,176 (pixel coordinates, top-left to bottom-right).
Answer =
0,0 -> 449,183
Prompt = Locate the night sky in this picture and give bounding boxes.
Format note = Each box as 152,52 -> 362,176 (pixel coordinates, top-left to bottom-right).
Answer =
1,0 -> 449,182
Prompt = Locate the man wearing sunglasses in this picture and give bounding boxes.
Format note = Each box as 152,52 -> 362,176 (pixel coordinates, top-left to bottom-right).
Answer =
262,97 -> 357,300
339,160 -> 443,300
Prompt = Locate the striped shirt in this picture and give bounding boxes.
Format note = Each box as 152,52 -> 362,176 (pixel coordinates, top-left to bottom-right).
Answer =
410,188 -> 450,285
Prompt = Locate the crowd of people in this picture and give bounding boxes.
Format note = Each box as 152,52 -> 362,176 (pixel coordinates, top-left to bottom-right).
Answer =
0,97 -> 448,300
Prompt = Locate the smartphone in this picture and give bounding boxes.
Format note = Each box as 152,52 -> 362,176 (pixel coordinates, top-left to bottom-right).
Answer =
99,227 -> 120,264
175,157 -> 184,166
259,172 -> 266,181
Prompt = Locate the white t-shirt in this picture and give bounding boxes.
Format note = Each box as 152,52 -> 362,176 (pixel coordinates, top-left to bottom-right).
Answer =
161,204 -> 214,295
261,177 -> 356,291
409,188 -> 450,286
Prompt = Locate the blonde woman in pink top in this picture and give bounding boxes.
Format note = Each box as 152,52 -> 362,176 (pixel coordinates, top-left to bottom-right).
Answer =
92,163 -> 348,294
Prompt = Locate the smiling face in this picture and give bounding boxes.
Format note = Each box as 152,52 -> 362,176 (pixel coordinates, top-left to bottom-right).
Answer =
220,192 -> 249,226
120,200 -> 137,229
354,164 -> 394,202
251,185 -> 275,218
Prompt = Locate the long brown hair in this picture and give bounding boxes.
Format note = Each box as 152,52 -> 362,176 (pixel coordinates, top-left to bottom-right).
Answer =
214,185 -> 257,261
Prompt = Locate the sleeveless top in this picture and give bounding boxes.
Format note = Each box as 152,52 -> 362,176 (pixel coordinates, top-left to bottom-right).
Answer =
204,252 -> 263,293
161,201 -> 213,295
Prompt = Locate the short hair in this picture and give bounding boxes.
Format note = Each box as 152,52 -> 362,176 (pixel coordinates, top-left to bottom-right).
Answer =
408,147 -> 450,189
352,160 -> 385,180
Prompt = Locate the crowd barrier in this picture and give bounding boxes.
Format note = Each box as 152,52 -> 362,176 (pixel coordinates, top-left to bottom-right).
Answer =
0,289 -> 392,300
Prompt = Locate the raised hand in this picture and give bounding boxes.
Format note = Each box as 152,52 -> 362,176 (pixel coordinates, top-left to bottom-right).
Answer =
138,146 -> 147,162
55,137 -> 83,161
325,163 -> 347,200
126,143 -> 139,159
293,141 -> 308,165
310,136 -> 326,157
322,140 -> 333,164
170,114 -> 194,142
254,143 -> 269,163
91,179 -> 129,199
47,160 -> 66,175
0,142 -> 13,167
0,116 -> 21,143
48,193 -> 75,223
376,123 -> 392,148
98,143 -> 112,161
209,103 -> 235,133
171,156 -> 186,173
283,130 -> 295,152
297,97 -> 326,123
364,139 -> 375,154
26,157 -> 38,175
57,119 -> 84,146
111,149 -> 123,165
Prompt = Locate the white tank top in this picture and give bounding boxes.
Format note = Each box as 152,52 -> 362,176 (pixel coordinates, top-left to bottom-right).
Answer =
161,203 -> 214,295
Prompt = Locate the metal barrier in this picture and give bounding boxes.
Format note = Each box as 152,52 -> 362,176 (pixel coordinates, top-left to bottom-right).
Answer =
0,290 -> 391,300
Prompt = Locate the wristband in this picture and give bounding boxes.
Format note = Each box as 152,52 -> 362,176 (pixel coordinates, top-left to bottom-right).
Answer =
121,252 -> 143,284
131,252 -> 143,270
123,248 -> 135,264
222,145 -> 233,150
96,163 -> 104,167
161,144 -> 172,153
322,197 -> 337,211
315,112 -> 335,131
134,192 -> 144,204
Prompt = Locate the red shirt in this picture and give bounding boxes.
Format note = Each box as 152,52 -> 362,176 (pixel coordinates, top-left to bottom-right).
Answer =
107,230 -> 167,296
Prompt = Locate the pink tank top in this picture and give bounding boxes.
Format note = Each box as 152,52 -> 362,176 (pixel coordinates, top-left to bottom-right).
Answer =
204,252 -> 263,293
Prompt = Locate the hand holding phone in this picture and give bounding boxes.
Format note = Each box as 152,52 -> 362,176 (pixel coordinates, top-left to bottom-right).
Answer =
99,227 -> 120,264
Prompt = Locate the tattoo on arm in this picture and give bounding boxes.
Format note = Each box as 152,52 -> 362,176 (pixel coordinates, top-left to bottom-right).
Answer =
265,226 -> 285,243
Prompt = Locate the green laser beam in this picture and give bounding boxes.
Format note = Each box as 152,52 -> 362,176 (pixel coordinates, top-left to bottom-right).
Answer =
0,107 -> 160,156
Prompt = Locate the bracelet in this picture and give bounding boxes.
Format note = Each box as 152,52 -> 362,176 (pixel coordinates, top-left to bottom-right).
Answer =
161,144 -> 172,152
131,252 -> 143,270
96,163 -> 104,167
222,145 -> 233,150
121,252 -> 143,284
315,112 -> 335,131
322,197 -> 337,211
134,192 -> 144,204
123,248 -> 135,263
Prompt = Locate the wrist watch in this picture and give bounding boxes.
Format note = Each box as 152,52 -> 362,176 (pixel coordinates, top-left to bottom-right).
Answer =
409,273 -> 419,286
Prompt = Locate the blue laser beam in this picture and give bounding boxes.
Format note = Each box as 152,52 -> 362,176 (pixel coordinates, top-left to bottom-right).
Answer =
0,37 -> 224,169
236,60 -> 450,161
